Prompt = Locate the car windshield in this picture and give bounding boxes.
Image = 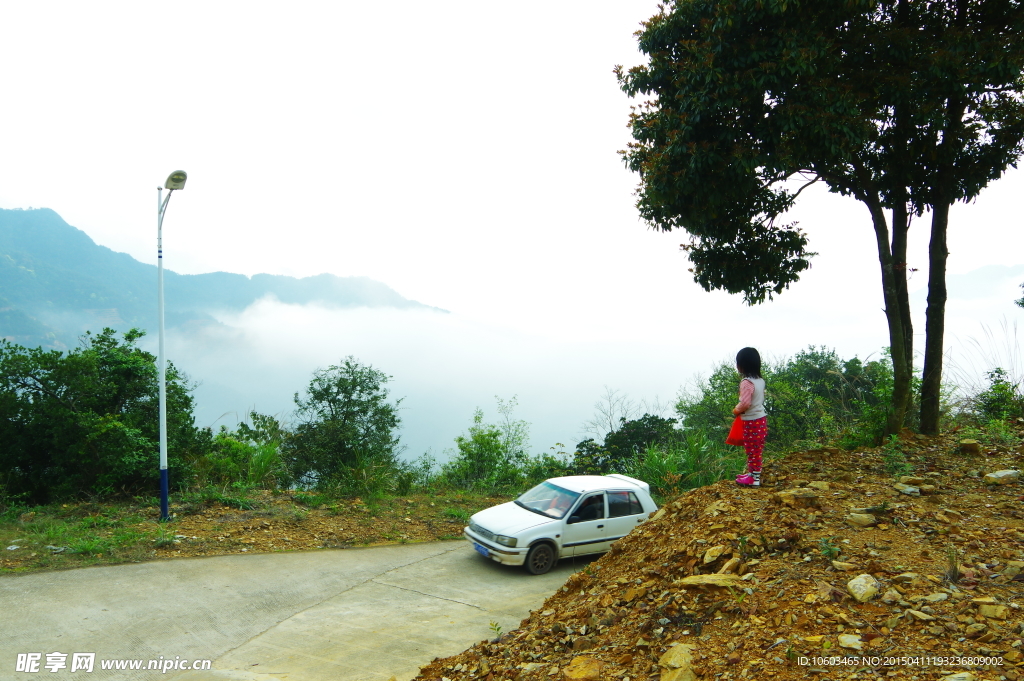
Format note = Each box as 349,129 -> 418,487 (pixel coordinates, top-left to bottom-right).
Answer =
515,481 -> 581,519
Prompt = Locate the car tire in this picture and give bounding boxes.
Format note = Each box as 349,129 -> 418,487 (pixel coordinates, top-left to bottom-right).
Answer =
525,543 -> 555,575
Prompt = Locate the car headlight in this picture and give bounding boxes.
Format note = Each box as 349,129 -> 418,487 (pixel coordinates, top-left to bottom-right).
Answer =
495,535 -> 518,548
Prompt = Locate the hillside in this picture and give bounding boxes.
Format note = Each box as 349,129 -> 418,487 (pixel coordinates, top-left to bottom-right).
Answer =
414,432 -> 1024,681
0,207 -> 440,348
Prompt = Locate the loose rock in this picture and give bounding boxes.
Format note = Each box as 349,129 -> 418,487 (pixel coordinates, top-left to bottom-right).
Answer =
847,574 -> 881,602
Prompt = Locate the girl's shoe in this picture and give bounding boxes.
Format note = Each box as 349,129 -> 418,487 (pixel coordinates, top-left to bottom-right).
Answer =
736,473 -> 760,487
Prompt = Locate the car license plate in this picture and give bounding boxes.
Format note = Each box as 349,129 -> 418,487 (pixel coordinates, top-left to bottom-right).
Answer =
473,542 -> 489,558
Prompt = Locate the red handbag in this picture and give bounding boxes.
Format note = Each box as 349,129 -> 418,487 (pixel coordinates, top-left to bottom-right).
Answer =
725,416 -> 745,446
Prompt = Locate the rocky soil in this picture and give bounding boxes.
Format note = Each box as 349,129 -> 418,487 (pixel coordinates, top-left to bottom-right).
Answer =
414,432 -> 1024,681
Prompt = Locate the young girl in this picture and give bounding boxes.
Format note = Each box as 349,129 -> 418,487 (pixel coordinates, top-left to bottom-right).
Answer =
733,347 -> 767,487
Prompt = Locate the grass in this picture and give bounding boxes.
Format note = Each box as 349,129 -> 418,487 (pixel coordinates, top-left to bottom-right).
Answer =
0,487 -> 507,574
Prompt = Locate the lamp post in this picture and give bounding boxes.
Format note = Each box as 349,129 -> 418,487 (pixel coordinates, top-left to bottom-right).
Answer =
157,170 -> 187,521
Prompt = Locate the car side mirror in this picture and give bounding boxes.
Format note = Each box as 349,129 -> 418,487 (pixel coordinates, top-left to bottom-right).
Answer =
567,514 -> 581,524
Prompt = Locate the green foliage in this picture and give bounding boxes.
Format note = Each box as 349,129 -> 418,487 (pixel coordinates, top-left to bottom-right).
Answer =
285,357 -> 402,494
440,398 -> 530,493
623,433 -> 745,501
0,329 -> 202,503
818,536 -> 841,561
603,414 -> 683,466
617,0 -> 1024,437
881,436 -> 913,478
975,368 -> 1024,421
676,347 -> 901,451
442,507 -> 470,523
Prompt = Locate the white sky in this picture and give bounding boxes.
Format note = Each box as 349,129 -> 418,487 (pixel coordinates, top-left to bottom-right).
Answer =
1,1 -> 1022,458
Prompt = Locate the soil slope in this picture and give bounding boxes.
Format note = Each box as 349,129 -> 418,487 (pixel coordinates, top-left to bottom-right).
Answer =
414,433 -> 1024,681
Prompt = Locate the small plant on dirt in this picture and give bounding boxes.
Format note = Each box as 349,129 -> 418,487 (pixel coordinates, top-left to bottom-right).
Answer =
442,508 -> 470,523
944,544 -> 962,584
725,586 -> 756,615
818,536 -> 841,562
881,436 -> 912,477
736,535 -> 750,561
489,621 -> 503,640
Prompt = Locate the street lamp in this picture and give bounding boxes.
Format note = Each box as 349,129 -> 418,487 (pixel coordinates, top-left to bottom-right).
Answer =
157,170 -> 186,521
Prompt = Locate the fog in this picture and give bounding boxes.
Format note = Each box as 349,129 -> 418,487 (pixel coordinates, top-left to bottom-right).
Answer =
137,255 -> 1024,462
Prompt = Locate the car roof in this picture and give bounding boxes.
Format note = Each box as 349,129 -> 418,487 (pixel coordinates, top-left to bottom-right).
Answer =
545,475 -> 646,494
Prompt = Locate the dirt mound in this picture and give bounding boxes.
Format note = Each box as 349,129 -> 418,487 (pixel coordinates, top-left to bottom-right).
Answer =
414,433 -> 1024,681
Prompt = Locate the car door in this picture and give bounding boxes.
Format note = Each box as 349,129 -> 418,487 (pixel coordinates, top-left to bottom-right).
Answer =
604,490 -> 647,547
560,492 -> 609,557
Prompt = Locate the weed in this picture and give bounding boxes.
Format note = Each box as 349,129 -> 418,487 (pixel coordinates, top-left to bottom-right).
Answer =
944,545 -> 962,584
442,508 -> 470,523
818,536 -> 841,562
725,586 -> 756,615
736,535 -> 750,561
293,492 -> 329,508
881,436 -> 912,477
489,621 -> 503,640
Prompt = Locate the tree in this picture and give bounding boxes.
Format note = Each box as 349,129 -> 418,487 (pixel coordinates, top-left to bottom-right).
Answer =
603,414 -> 683,466
285,357 -> 402,489
616,0 -> 1024,436
441,397 -> 531,491
0,328 -> 200,502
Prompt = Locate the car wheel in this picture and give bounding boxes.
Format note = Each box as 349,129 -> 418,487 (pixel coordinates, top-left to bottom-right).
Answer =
525,543 -> 555,575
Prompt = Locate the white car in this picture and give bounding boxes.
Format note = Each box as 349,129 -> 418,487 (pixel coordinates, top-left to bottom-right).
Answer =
463,474 -> 658,575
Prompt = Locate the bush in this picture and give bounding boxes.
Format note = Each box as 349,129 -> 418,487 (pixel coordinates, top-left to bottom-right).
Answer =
974,368 -> 1024,421
0,329 -> 203,503
675,346 -> 901,452
284,357 -> 403,493
622,433 -> 745,501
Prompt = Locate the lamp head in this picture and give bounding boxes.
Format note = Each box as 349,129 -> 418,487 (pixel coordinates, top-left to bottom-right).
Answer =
164,170 -> 187,190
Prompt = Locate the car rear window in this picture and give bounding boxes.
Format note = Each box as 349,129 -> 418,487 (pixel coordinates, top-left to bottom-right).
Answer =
608,491 -> 643,517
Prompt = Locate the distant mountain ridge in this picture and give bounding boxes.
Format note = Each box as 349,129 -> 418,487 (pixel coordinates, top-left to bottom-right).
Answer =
0,208 -> 441,349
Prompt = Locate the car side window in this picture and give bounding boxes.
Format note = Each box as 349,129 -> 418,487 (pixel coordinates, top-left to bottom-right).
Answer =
608,491 -> 644,517
572,493 -> 605,522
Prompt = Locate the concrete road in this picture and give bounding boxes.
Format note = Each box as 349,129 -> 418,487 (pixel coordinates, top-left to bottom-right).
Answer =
1,542 -> 588,681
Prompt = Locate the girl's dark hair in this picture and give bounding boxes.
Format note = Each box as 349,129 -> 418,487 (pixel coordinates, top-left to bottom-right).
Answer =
736,347 -> 762,379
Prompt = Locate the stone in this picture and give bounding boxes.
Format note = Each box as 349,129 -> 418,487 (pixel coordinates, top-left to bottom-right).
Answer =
847,574 -> 881,602
900,476 -> 928,486
984,469 -> 1020,485
717,557 -> 741,574
881,589 -> 902,604
773,488 -> 821,508
563,656 -> 602,681
847,513 -> 878,527
893,483 -> 920,496
934,512 -> 953,524
919,484 -> 937,494
659,643 -> 697,669
977,604 -> 1009,620
832,560 -> 857,571
893,572 -> 919,583
838,634 -> 863,650
661,669 -> 698,681
923,592 -> 949,602
703,545 -> 726,564
940,673 -> 976,681
959,440 -> 981,455
676,574 -> 744,588
965,623 -> 987,639
807,481 -> 831,491
906,610 -> 936,621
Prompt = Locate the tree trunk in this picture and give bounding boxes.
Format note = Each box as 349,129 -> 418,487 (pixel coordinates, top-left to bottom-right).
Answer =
921,201 -> 949,434
863,195 -> 913,439
891,201 -> 913,421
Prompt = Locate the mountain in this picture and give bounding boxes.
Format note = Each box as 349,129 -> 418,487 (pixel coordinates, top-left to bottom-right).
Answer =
0,208 -> 441,349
